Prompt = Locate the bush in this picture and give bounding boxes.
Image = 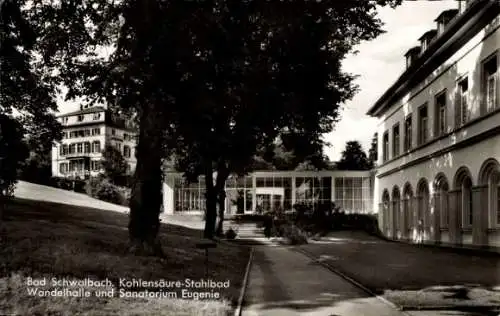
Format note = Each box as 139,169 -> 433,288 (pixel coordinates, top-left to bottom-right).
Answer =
49,177 -> 86,193
95,181 -> 123,205
281,224 -> 308,245
225,228 -> 237,240
85,176 -> 129,206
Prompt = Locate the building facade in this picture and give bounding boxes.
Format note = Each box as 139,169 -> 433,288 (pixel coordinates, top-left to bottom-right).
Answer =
367,0 -> 500,248
162,170 -> 374,215
51,106 -> 137,179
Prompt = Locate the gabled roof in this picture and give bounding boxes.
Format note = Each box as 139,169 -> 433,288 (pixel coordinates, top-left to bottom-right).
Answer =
58,106 -> 106,118
434,9 -> 459,22
418,29 -> 437,42
404,46 -> 421,57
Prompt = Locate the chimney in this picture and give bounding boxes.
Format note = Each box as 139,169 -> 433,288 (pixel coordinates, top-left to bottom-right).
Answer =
435,9 -> 459,35
405,46 -> 421,69
418,29 -> 437,53
458,0 -> 473,14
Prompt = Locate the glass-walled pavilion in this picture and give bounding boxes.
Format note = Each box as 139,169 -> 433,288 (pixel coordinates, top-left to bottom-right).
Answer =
162,170 -> 374,215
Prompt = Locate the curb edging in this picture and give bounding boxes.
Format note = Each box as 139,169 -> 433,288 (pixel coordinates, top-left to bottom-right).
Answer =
234,246 -> 254,316
294,247 -> 413,316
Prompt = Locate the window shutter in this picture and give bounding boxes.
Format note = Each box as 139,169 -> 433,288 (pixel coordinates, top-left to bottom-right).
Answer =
496,73 -> 500,110
454,90 -> 461,129
480,69 -> 486,115
434,102 -> 439,137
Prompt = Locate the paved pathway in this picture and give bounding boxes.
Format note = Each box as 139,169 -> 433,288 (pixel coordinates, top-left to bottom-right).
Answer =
297,230 -> 500,293
242,245 -> 405,316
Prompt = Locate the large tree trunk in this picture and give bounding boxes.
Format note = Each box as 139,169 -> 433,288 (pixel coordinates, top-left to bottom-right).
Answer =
204,170 -> 217,239
214,164 -> 229,237
215,189 -> 226,237
128,107 -> 164,257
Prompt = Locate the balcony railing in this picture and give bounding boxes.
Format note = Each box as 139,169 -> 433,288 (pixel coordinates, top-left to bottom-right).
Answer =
60,152 -> 93,158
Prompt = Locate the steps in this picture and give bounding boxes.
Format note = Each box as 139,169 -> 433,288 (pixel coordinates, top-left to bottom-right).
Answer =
225,221 -> 265,239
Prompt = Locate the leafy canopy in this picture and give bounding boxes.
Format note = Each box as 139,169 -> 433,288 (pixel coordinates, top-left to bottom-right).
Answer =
337,140 -> 371,171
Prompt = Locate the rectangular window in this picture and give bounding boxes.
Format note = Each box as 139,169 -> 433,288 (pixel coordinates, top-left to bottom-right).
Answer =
392,124 -> 400,157
93,141 -> 101,153
418,104 -> 428,145
435,90 -> 447,137
93,113 -> 101,120
59,163 -> 68,174
458,78 -> 469,125
77,143 -> 83,153
404,115 -> 412,152
91,160 -> 101,171
383,132 -> 389,162
78,130 -> 85,137
84,129 -> 91,137
77,115 -> 84,122
112,129 -> 116,136
69,144 -> 76,154
484,55 -> 498,112
84,142 -> 90,153
123,145 -> 131,158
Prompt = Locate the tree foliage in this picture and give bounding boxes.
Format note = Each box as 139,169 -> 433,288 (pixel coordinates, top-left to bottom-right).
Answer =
20,0 -> 402,246
0,0 -> 62,197
101,145 -> 128,185
336,140 -> 371,171
368,132 -> 378,169
0,116 -> 30,196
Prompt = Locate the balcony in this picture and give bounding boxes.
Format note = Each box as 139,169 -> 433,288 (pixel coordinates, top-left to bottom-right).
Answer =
63,152 -> 92,159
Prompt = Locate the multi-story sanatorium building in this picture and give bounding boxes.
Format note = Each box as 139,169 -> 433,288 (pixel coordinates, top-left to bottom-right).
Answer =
162,170 -> 374,215
51,106 -> 137,179
367,0 -> 500,248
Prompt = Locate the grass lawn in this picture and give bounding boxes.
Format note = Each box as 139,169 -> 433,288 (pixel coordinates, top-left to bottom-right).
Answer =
0,198 -> 251,316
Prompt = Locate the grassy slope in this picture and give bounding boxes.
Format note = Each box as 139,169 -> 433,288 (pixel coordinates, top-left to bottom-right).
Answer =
0,198 -> 250,316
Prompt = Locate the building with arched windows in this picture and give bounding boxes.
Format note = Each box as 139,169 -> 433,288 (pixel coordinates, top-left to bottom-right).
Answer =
367,0 -> 500,248
51,106 -> 137,179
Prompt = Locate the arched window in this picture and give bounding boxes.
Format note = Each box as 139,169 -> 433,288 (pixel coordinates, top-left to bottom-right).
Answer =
434,174 -> 449,229
381,190 -> 391,235
392,186 -> 401,237
402,183 -> 414,238
478,158 -> 500,228
454,167 -> 473,228
463,178 -> 473,226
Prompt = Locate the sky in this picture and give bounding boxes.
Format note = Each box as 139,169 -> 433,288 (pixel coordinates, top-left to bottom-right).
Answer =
57,1 -> 459,161
323,0 -> 458,161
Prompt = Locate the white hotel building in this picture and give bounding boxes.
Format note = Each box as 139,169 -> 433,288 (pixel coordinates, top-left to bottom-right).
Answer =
367,0 -> 500,248
51,106 -> 137,179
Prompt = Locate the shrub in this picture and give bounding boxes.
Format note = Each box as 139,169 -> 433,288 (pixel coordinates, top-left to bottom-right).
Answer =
95,180 -> 123,205
85,176 -> 129,206
225,228 -> 237,240
282,224 -> 308,245
49,177 -> 86,193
